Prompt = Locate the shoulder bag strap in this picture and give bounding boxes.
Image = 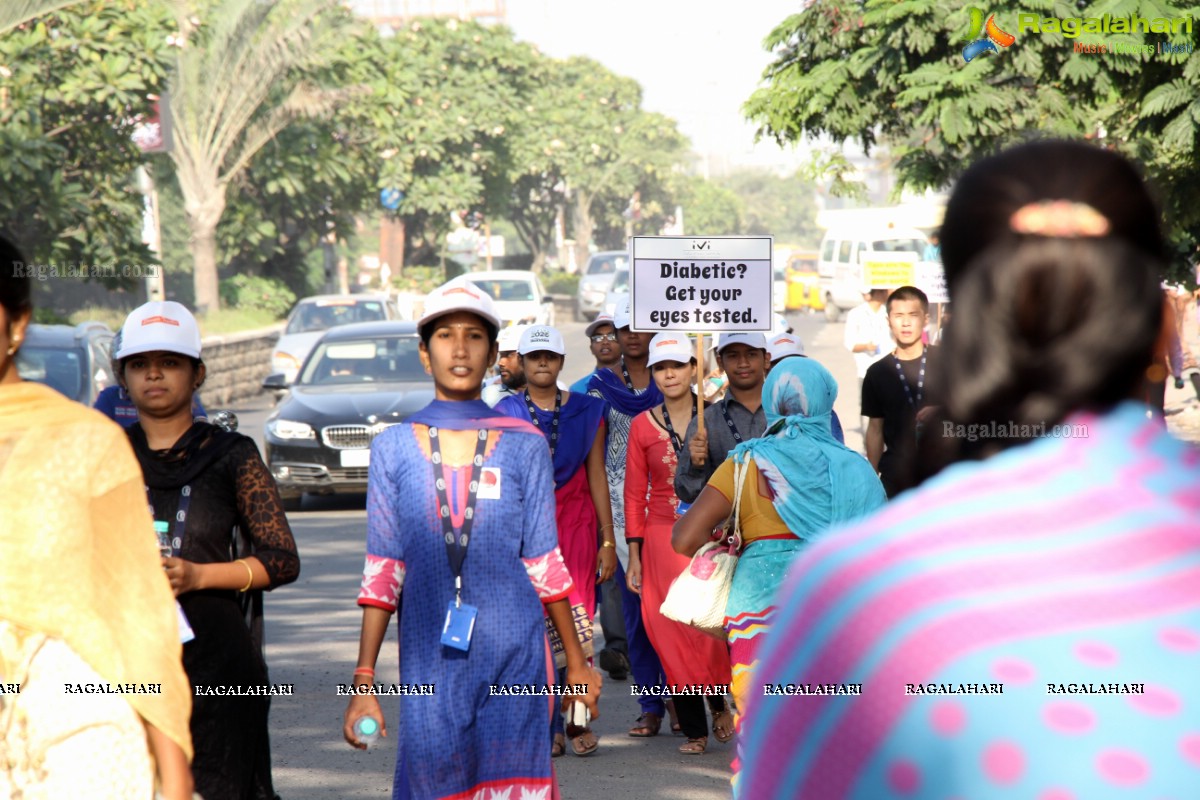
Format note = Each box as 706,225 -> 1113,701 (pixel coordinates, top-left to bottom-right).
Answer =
727,458 -> 749,551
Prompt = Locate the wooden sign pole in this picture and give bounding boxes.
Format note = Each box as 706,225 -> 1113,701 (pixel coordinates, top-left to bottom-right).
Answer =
696,332 -> 705,435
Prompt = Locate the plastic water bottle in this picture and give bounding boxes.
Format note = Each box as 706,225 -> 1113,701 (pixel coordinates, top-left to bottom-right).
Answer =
353,716 -> 380,749
154,520 -> 172,559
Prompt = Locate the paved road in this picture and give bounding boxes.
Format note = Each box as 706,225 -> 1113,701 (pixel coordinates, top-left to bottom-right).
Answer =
224,311 -> 857,799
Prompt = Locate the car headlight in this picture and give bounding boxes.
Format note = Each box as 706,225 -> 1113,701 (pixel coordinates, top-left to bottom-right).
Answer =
267,418 -> 315,440
272,351 -> 300,374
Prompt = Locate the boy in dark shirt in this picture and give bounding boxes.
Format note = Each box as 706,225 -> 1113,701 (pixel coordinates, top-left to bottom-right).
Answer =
862,286 -> 939,498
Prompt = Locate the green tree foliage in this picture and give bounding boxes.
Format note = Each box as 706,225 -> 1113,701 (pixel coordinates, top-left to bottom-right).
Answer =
675,176 -> 744,236
0,0 -> 78,33
365,18 -> 542,267
503,55 -> 688,269
717,169 -> 820,245
165,0 -> 358,313
745,0 -> 1200,275
0,0 -> 174,266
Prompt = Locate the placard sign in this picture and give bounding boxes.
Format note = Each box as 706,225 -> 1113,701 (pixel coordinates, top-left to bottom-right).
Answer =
863,251 -> 917,289
630,236 -> 772,332
914,260 -> 949,304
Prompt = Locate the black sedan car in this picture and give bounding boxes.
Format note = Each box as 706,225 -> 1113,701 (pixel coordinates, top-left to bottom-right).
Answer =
262,321 -> 434,510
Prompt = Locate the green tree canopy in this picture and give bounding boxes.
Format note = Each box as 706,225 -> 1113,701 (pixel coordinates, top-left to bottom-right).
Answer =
0,0 -> 173,266
745,0 -> 1200,276
717,168 -> 820,245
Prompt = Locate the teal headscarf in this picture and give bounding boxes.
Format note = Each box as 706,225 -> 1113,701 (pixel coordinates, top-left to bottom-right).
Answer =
730,357 -> 886,539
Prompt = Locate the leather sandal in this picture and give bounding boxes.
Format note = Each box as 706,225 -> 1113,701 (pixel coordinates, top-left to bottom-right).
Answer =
628,712 -> 662,737
551,733 -> 566,757
679,736 -> 708,755
569,728 -> 599,756
711,708 -> 735,743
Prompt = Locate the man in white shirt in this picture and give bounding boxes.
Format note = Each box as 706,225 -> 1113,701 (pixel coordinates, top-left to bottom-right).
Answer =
843,288 -> 892,432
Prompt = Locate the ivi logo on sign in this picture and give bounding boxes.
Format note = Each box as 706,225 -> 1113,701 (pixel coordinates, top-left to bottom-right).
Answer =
962,8 -> 1016,62
690,240 -> 711,251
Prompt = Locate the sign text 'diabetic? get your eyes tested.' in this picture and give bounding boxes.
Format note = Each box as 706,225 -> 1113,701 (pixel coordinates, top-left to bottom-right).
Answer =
629,236 -> 773,332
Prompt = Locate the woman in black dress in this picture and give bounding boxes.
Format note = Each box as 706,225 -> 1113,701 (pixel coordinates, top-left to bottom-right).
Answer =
118,300 -> 300,800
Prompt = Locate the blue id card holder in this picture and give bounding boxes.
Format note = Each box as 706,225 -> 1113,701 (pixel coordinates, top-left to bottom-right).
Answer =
441,601 -> 478,651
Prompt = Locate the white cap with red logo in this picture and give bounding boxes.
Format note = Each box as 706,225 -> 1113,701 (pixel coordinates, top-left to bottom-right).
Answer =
419,279 -> 502,332
714,331 -> 768,354
646,332 -> 694,368
585,312 -> 615,338
518,326 -> 566,356
767,331 -> 806,362
116,301 -> 202,360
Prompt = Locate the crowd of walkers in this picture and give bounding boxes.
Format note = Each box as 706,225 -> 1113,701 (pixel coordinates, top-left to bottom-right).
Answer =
2,137 -> 1198,800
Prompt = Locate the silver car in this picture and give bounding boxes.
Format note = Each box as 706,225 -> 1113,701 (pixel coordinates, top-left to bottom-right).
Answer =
575,250 -> 628,321
271,294 -> 400,384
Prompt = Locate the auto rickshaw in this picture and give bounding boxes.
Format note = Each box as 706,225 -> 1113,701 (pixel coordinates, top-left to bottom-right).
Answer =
785,251 -> 824,312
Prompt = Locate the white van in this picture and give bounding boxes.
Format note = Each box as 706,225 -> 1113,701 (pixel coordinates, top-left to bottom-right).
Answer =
817,226 -> 928,321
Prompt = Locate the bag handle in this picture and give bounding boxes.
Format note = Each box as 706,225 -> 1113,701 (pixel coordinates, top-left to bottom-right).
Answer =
725,458 -> 749,551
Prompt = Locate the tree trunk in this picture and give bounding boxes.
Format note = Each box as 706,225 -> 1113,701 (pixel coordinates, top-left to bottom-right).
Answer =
182,184 -> 227,315
529,250 -> 546,273
571,192 -> 594,274
189,222 -> 220,315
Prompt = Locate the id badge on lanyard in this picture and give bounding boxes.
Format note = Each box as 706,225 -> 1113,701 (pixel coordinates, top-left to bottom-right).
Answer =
430,427 -> 488,652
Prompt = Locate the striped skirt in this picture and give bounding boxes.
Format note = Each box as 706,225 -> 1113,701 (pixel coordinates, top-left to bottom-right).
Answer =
724,538 -> 806,791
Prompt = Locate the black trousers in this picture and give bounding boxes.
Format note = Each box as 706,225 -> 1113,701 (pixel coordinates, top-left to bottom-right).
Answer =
674,694 -> 727,739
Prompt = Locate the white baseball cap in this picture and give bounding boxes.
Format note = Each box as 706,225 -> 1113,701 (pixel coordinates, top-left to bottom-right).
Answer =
646,333 -> 694,368
419,279 -> 501,333
585,312 -> 616,338
518,325 -> 565,356
715,332 -> 767,354
771,314 -> 791,337
767,331 -> 806,361
117,301 -> 202,360
613,297 -> 632,330
496,324 -> 528,353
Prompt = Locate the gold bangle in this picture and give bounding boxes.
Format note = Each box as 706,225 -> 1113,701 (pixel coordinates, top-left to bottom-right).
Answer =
599,524 -> 614,532
235,559 -> 254,592
600,541 -> 616,549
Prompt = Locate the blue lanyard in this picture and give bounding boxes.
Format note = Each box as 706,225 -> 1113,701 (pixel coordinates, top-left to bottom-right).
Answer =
428,427 -> 488,602
893,352 -> 926,408
523,389 -> 562,458
721,398 -> 744,443
150,485 -> 191,558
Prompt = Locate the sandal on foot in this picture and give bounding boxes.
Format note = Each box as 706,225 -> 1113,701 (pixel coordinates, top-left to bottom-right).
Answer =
569,728 -> 599,757
711,709 -> 735,743
628,713 -> 662,737
679,736 -> 708,755
666,698 -> 682,735
551,733 -> 565,758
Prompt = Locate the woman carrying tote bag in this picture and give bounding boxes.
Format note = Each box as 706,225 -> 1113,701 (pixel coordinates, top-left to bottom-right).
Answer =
673,356 -> 886,785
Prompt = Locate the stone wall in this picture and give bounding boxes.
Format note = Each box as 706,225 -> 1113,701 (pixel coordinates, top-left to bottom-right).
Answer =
200,324 -> 283,406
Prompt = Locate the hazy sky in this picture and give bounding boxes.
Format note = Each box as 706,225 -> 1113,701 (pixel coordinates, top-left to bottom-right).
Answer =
504,0 -> 808,167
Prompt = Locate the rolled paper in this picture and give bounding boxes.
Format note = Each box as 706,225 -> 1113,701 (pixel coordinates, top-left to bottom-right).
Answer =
985,14 -> 1016,47
963,38 -> 998,62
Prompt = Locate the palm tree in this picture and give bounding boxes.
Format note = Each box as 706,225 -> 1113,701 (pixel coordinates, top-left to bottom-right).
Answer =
165,0 -> 356,313
0,0 -> 78,34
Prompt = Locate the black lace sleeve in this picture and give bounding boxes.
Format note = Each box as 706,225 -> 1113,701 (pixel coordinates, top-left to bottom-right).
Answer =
233,439 -> 300,589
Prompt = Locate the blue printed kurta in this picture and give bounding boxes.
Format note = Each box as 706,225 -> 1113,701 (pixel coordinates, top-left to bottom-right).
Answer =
362,423 -> 567,800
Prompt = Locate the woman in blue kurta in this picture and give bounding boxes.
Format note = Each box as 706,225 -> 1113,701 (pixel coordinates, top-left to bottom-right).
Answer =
495,325 -> 615,757
342,281 -> 601,800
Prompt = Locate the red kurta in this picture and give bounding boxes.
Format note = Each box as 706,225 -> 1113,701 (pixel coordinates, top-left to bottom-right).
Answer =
624,411 -> 732,689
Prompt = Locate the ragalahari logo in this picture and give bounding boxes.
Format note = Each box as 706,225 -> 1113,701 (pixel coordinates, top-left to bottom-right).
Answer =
963,8 -> 1016,62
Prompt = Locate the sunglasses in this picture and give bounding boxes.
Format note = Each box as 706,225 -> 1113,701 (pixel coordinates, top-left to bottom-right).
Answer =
589,333 -> 618,343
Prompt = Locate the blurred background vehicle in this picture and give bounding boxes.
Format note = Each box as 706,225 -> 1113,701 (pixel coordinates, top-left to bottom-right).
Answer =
785,250 -> 823,313
262,320 -> 434,511
818,227 -> 927,322
16,322 -> 115,405
462,269 -> 554,328
575,250 -> 628,321
271,294 -> 400,384
601,266 -> 629,319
